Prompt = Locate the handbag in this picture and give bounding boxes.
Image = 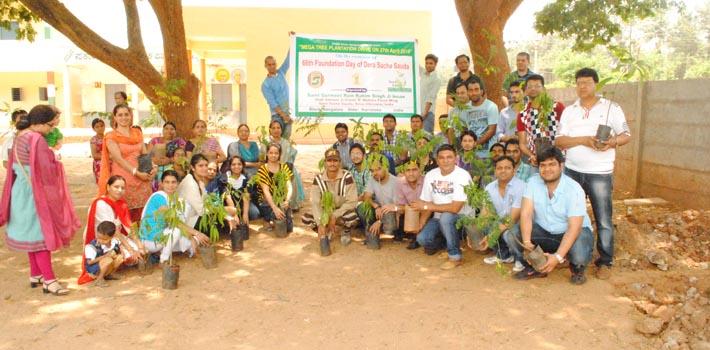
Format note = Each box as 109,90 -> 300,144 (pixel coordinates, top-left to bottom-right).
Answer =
137,153 -> 153,173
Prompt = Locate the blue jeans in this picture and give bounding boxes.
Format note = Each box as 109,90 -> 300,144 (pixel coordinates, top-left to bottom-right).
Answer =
503,223 -> 594,269
258,203 -> 293,233
416,213 -> 461,261
247,202 -> 260,221
565,168 -> 614,267
271,114 -> 292,140
423,111 -> 435,133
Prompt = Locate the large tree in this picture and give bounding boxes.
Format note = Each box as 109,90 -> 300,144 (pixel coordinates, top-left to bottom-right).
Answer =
455,0 -> 670,107
2,0 -> 199,136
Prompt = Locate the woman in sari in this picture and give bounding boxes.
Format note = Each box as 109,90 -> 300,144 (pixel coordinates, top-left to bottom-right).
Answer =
227,124 -> 260,178
0,105 -> 80,295
78,175 -> 147,285
140,170 -> 209,263
147,121 -> 186,191
98,104 -> 155,221
259,120 -> 304,210
185,119 -> 226,164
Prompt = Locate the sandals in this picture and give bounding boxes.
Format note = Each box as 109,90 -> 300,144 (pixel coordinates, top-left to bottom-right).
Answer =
30,275 -> 44,288
43,280 -> 69,296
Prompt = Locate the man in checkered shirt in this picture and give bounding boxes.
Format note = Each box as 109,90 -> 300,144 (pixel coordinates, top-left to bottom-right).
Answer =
515,74 -> 565,166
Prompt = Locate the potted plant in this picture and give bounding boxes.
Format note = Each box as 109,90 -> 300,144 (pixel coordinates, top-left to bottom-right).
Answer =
223,182 -> 249,252
139,193 -> 189,290
197,192 -> 227,269
269,169 -> 291,238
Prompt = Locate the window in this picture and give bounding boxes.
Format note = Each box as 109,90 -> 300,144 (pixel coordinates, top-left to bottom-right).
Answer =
0,22 -> 20,40
39,87 -> 48,101
11,88 -> 22,102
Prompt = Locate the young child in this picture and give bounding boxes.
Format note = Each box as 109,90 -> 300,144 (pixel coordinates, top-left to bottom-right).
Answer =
90,118 -> 105,183
84,221 -> 124,287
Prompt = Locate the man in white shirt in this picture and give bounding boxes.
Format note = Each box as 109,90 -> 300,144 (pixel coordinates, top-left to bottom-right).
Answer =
555,67 -> 631,280
411,145 -> 472,270
419,53 -> 442,133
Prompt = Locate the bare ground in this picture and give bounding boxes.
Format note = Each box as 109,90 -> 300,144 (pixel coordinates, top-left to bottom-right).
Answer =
0,146 -> 707,350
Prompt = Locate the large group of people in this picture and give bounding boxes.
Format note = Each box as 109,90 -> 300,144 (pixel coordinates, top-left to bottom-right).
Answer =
0,46 -> 630,294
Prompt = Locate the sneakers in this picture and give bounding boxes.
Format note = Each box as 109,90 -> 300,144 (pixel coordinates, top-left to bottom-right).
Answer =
570,265 -> 587,285
595,265 -> 612,280
440,259 -> 462,270
319,237 -> 331,257
513,266 -> 547,280
483,256 -> 514,265
512,261 -> 525,272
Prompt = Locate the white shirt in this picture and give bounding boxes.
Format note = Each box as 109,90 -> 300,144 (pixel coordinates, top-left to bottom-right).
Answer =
419,67 -> 442,113
559,97 -> 630,174
0,132 -> 15,163
177,174 -> 205,227
84,238 -> 120,260
420,166 -> 472,218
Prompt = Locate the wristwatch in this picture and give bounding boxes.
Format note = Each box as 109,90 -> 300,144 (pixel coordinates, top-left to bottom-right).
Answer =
554,253 -> 565,264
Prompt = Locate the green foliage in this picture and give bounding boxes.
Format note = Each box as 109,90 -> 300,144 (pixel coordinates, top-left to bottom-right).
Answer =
456,182 -> 512,250
349,116 -> 369,143
365,123 -> 384,151
223,180 -> 249,219
472,29 -> 502,76
295,107 -> 326,142
320,191 -> 335,227
199,192 -> 228,243
531,91 -> 554,128
140,193 -> 189,265
460,147 -> 493,185
535,0 -> 671,52
270,169 -> 290,208
365,152 -> 390,173
0,0 -> 39,41
82,111 -> 112,124
140,79 -> 187,128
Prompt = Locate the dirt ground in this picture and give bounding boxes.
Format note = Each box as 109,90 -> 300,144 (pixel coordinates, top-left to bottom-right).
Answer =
0,146 -> 707,350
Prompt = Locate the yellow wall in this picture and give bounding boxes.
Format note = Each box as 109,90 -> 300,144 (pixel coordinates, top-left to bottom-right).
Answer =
0,71 -> 64,112
184,7 -> 432,135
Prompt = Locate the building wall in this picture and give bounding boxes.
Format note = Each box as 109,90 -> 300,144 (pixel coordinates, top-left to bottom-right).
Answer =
549,79 -> 710,209
183,7 -> 433,135
0,71 -> 65,125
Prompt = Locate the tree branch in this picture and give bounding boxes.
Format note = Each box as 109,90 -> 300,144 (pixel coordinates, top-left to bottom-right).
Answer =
19,0 -> 163,101
123,0 -> 148,58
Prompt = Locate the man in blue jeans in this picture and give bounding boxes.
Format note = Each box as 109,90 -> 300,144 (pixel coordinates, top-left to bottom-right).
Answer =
261,48 -> 292,139
503,147 -> 594,285
556,67 -> 631,280
410,145 -> 472,270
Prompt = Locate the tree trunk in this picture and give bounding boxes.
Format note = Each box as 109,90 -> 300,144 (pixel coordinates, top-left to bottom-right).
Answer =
455,0 -> 522,108
19,0 -> 199,137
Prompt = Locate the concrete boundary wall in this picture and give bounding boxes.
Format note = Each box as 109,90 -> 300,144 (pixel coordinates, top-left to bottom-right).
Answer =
549,79 -> 710,209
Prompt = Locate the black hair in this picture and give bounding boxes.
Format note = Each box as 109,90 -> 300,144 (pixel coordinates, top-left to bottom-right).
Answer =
537,146 -> 565,164
455,54 -> 470,64
163,121 -> 177,129
436,144 -> 457,156
112,103 -> 131,116
425,53 -> 438,63
350,143 -> 366,155
494,156 -> 515,168
107,175 -> 125,186
517,52 -> 531,60
575,67 -> 600,83
489,143 -> 505,152
525,74 -> 545,87
227,155 -> 246,175
96,221 -> 117,237
410,114 -> 423,122
161,169 -> 179,182
369,131 -> 383,139
237,123 -> 250,132
115,91 -> 128,100
439,113 -> 448,119
91,118 -> 104,129
17,105 -> 58,130
508,80 -> 523,90
190,153 -> 208,171
268,119 -> 282,130
504,138 -> 520,151
334,122 -> 348,132
382,114 -> 396,123
454,82 -> 467,92
11,109 -> 27,123
459,130 -> 478,143
467,79 -> 485,92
